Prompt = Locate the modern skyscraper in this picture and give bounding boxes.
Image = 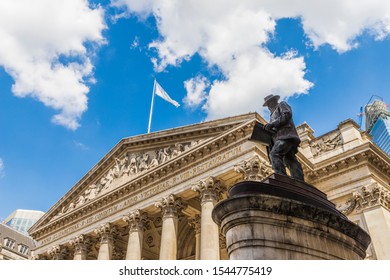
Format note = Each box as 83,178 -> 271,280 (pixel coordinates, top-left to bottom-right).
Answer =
4,209 -> 45,235
365,99 -> 390,155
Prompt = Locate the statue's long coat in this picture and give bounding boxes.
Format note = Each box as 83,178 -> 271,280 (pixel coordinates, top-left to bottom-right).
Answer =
269,101 -> 301,148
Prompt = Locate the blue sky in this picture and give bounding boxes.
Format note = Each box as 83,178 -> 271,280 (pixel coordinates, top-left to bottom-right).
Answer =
0,0 -> 390,221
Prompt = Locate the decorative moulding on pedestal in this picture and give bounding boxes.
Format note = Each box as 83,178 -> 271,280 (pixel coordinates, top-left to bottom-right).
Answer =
212,173 -> 371,260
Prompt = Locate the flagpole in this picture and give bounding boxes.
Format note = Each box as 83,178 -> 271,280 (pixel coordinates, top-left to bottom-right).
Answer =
147,79 -> 156,134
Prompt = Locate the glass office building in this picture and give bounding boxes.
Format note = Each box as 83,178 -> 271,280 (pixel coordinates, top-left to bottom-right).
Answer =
4,209 -> 45,235
365,100 -> 390,156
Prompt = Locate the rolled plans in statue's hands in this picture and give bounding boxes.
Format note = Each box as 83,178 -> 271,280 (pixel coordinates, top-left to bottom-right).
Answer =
249,121 -> 274,146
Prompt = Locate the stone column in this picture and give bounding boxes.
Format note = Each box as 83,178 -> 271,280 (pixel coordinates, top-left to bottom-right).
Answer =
341,184 -> 390,259
94,223 -> 115,260
155,194 -> 187,260
188,215 -> 201,260
69,234 -> 89,260
47,245 -> 68,260
363,206 -> 390,259
122,210 -> 149,260
192,177 -> 226,260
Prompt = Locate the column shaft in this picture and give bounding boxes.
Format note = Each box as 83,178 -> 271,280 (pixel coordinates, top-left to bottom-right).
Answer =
97,241 -> 113,260
200,199 -> 220,259
159,215 -> 178,260
126,230 -> 144,260
74,244 -> 87,260
123,210 -> 148,260
363,206 -> 390,259
192,177 -> 225,260
155,194 -> 186,260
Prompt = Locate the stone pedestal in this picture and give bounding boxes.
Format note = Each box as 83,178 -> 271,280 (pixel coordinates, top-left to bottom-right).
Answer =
212,174 -> 371,260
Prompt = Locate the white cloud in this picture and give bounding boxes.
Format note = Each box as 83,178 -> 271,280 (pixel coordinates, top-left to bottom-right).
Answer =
0,158 -> 5,178
73,140 -> 89,151
111,0 -> 154,18
0,0 -> 106,130
204,50 -> 312,120
114,0 -> 390,120
183,76 -> 209,109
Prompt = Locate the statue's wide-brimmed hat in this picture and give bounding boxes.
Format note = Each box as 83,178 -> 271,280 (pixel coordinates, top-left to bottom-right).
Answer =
263,94 -> 280,107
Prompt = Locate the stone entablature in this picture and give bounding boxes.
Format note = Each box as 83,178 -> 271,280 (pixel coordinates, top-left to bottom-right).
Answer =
298,119 -> 368,161
297,119 -> 389,185
305,146 -> 390,183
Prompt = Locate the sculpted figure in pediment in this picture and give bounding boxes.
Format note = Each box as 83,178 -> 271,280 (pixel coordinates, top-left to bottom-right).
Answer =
85,183 -> 100,201
184,140 -> 199,151
171,143 -> 184,157
138,154 -> 150,172
148,152 -> 159,169
129,157 -> 138,175
75,193 -> 85,207
100,169 -> 115,189
115,155 -> 129,177
157,147 -> 170,163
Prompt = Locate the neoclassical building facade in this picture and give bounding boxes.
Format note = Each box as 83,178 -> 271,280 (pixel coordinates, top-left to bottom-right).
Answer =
28,113 -> 390,260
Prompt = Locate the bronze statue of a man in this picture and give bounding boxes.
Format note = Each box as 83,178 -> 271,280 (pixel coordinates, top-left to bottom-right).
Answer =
263,94 -> 304,181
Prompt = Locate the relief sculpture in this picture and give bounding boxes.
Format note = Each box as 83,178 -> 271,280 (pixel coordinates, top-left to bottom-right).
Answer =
53,140 -> 202,219
310,133 -> 343,157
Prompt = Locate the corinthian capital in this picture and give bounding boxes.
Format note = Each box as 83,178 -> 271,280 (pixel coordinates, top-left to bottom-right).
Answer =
94,223 -> 116,244
338,183 -> 390,215
122,209 -> 149,232
234,155 -> 272,181
69,234 -> 90,254
47,245 -> 68,260
192,176 -> 226,203
155,194 -> 187,218
188,215 -> 201,235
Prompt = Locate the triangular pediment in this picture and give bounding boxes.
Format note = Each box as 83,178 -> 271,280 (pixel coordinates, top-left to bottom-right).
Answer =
48,139 -> 209,222
29,112 -> 265,236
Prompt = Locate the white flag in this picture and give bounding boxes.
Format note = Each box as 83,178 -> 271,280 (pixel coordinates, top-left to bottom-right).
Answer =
154,81 -> 180,107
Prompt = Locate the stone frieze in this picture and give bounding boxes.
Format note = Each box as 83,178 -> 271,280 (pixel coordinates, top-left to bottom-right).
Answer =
52,141 -> 202,220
